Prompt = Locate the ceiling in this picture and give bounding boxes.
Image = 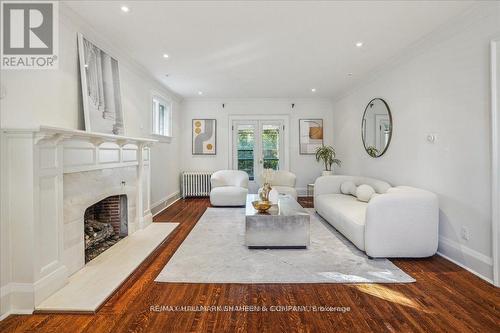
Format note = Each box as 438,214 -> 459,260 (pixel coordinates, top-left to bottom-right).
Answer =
64,1 -> 476,99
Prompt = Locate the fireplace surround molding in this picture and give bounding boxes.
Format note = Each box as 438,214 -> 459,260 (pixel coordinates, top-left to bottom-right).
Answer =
0,126 -> 157,317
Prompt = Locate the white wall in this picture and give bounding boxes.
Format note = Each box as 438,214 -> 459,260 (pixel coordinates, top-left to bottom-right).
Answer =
0,4 -> 181,210
495,40 -> 500,285
179,98 -> 334,193
0,5 -> 181,318
332,6 -> 500,282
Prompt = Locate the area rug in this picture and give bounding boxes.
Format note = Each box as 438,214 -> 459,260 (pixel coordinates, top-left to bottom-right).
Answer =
155,208 -> 415,283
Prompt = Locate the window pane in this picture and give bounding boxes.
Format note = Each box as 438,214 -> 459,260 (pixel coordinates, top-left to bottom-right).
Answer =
236,125 -> 254,180
152,97 -> 172,137
159,104 -> 165,135
164,103 -> 170,136
262,124 -> 279,170
152,99 -> 159,135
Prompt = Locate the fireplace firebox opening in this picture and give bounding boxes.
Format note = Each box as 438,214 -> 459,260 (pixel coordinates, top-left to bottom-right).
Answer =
84,195 -> 128,263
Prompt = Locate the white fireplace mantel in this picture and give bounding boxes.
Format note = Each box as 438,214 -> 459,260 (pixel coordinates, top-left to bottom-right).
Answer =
0,126 -> 157,317
4,125 -> 157,147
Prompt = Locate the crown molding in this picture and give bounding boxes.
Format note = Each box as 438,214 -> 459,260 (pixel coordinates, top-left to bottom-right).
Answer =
181,97 -> 333,104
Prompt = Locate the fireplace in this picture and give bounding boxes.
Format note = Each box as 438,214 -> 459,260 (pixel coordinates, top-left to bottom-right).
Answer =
1,126 -> 156,316
84,195 -> 128,263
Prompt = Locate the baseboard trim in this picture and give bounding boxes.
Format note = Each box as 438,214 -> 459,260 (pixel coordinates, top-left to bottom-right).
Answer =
0,265 -> 69,320
33,265 -> 68,306
437,252 -> 494,285
0,311 -> 11,321
0,309 -> 33,321
438,236 -> 493,284
152,191 -> 181,217
0,282 -> 35,320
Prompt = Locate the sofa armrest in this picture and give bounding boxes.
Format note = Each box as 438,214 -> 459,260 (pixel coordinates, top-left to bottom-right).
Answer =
365,187 -> 439,258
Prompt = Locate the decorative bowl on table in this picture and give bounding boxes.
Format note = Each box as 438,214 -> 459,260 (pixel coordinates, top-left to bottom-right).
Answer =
252,200 -> 272,213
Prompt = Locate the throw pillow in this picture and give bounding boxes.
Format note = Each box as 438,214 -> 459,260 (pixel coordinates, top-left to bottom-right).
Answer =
340,181 -> 357,196
356,184 -> 376,202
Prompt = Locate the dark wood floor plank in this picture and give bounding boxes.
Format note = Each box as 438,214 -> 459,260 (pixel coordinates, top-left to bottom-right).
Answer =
1,197 -> 499,333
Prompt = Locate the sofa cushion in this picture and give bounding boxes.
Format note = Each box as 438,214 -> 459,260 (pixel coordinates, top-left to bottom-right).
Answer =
340,181 -> 357,196
210,186 -> 248,206
356,184 -> 375,202
315,194 -> 367,250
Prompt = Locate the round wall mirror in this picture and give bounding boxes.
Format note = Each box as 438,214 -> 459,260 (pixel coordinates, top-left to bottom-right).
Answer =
361,98 -> 392,157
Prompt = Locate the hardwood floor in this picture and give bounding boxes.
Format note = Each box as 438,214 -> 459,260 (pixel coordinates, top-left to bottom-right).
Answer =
1,198 -> 499,332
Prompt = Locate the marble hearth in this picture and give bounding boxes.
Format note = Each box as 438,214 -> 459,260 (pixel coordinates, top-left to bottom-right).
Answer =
0,126 -> 157,317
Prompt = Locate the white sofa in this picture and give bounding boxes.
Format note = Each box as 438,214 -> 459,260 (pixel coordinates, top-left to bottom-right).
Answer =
314,175 -> 439,258
257,170 -> 297,200
210,170 -> 249,206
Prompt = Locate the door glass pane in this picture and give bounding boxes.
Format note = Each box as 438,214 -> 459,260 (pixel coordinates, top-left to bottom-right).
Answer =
262,124 -> 280,170
236,124 -> 255,180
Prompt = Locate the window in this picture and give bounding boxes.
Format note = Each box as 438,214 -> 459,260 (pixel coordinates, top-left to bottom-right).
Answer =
152,96 -> 172,137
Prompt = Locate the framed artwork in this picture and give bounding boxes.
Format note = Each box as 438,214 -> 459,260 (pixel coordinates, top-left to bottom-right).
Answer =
192,119 -> 217,155
299,119 -> 323,154
78,33 -> 124,135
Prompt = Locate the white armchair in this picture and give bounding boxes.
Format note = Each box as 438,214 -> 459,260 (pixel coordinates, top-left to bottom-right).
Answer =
314,175 -> 439,258
258,170 -> 297,200
210,170 -> 249,207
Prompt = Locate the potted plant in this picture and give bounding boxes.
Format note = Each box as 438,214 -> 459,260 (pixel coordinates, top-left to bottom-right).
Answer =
315,145 -> 341,176
366,146 -> 379,158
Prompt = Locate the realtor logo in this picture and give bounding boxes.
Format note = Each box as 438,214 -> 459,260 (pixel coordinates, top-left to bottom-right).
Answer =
1,1 -> 58,69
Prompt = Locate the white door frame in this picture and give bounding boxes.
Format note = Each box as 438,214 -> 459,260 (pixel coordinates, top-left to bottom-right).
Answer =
228,114 -> 290,172
491,40 -> 500,287
231,119 -> 285,182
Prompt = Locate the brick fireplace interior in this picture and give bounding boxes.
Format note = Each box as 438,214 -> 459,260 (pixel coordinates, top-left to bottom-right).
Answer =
84,195 -> 128,263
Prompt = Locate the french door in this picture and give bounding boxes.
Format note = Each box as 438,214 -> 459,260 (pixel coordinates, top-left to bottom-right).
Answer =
232,120 -> 284,184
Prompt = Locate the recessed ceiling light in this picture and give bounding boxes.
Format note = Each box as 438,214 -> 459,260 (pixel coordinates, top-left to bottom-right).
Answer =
355,41 -> 363,48
198,91 -> 203,95
121,6 -> 130,13
311,88 -> 316,92
163,53 -> 169,59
